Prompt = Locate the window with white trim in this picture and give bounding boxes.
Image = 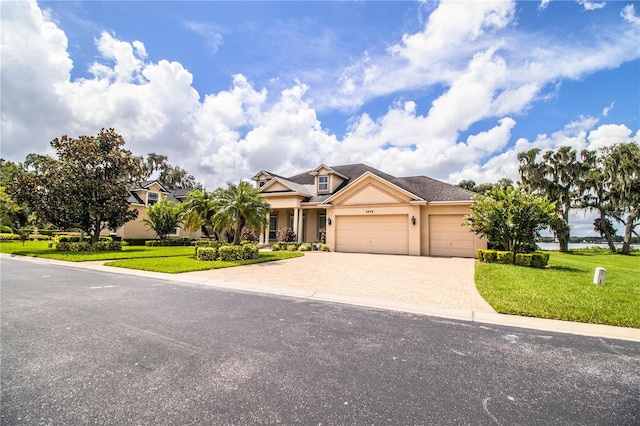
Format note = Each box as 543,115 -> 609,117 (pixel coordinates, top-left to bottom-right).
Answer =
318,176 -> 328,192
147,192 -> 159,205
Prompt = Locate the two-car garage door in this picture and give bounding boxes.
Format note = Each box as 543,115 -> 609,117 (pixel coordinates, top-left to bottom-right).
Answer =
335,215 -> 409,255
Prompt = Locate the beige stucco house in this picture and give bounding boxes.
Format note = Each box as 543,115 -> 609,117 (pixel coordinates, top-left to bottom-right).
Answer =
253,163 -> 486,258
115,180 -> 200,240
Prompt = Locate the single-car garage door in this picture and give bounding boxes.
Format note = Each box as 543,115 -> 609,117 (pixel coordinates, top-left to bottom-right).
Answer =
430,215 -> 475,257
335,215 -> 409,255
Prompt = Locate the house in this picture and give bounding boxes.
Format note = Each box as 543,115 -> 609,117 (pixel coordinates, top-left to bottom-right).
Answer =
115,180 -> 200,240
252,164 -> 486,258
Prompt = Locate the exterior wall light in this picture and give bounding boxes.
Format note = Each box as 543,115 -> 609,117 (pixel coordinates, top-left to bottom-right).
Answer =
327,217 -> 332,225
411,215 -> 416,226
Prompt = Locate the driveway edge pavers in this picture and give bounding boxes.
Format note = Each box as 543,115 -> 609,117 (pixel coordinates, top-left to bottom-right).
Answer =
2,253 -> 638,342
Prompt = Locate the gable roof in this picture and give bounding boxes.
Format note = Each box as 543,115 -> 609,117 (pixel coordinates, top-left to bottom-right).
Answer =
284,163 -> 475,203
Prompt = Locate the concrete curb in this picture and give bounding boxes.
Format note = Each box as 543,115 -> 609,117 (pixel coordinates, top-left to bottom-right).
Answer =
3,254 -> 639,342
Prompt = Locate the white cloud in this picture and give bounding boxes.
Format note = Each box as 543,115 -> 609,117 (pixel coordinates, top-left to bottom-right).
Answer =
1,0 -> 639,205
577,0 -> 606,11
539,0 -> 552,11
184,21 -> 224,53
622,4 -> 640,25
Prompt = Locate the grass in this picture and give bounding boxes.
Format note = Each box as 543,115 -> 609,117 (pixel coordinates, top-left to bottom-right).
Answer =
0,240 -> 303,273
476,250 -> 640,328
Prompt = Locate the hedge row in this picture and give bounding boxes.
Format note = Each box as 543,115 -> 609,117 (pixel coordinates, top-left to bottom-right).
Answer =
145,238 -> 194,247
478,249 -> 549,268
271,241 -> 330,252
57,241 -> 123,252
0,233 -> 52,241
55,235 -> 113,243
195,243 -> 260,261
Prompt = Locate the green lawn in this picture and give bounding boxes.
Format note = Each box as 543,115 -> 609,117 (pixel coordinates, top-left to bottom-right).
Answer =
476,250 -> 640,328
0,240 -> 303,272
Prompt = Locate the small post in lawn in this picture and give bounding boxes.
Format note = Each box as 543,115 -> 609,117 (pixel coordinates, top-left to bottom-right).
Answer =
593,267 -> 606,285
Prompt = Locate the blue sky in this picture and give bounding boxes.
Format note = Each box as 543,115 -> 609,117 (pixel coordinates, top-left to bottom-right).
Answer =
1,0 -> 639,235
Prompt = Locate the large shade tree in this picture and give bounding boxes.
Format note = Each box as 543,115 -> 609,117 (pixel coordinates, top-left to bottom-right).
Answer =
141,152 -> 201,190
518,146 -> 587,252
8,129 -> 144,243
601,141 -> 640,255
463,186 -> 557,257
212,181 -> 270,245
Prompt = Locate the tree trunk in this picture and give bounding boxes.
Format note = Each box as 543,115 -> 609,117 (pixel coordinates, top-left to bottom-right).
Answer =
595,211 -> 617,252
621,208 -> 639,255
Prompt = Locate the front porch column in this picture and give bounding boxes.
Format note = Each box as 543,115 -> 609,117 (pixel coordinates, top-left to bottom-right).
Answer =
297,210 -> 304,243
293,208 -> 299,241
260,212 -> 269,245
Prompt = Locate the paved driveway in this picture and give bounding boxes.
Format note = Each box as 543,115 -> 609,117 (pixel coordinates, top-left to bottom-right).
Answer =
184,252 -> 496,313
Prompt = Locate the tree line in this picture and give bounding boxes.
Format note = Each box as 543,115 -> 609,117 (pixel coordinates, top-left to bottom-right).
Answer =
1,129 -> 269,245
460,141 -> 640,255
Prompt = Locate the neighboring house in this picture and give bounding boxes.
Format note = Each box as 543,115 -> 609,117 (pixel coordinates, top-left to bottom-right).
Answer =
115,180 -> 200,240
252,164 -> 486,258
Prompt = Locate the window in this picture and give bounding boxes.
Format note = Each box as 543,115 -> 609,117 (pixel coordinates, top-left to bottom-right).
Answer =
259,180 -> 267,187
147,192 -> 159,205
318,176 -> 328,192
317,211 -> 326,242
268,215 -> 277,240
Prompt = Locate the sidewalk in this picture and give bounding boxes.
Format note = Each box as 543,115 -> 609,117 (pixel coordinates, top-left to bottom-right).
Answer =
3,253 -> 639,342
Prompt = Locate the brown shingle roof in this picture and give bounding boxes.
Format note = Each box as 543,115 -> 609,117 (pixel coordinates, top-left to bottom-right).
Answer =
287,163 -> 474,203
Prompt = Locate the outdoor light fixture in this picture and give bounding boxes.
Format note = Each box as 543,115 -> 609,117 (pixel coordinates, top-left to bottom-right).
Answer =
327,217 -> 332,225
411,215 -> 416,226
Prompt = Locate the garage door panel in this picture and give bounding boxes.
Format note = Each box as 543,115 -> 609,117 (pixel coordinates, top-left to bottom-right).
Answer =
430,215 -> 475,257
336,215 -> 408,255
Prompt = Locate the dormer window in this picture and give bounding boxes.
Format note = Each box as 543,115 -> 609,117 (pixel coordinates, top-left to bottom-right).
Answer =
148,192 -> 159,205
318,176 -> 329,192
259,180 -> 267,188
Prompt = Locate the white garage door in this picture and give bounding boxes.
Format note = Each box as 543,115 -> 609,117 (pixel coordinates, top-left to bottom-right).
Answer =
430,215 -> 475,257
335,215 -> 409,255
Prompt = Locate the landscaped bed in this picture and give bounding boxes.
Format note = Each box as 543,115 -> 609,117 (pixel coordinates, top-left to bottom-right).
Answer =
476,249 -> 640,328
0,240 -> 302,273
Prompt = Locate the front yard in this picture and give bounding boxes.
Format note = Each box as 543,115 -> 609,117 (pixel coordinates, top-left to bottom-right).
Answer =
476,250 -> 640,328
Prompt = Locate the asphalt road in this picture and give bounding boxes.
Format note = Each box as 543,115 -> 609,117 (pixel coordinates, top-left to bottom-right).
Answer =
1,256 -> 639,425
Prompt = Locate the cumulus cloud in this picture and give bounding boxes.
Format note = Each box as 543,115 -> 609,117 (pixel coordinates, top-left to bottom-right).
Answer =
1,0 -> 638,201
621,4 -> 640,25
577,0 -> 606,11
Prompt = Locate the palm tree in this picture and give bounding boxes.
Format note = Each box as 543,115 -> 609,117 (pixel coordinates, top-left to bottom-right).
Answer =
142,197 -> 183,240
182,189 -> 220,238
212,181 -> 270,245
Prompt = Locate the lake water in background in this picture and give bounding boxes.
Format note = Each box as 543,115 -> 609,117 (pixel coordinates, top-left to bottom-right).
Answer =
536,242 -> 640,251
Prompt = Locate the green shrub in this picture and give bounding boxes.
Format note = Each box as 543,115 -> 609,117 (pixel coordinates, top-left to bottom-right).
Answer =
530,252 -> 550,268
496,251 -> 514,265
196,247 -> 217,261
145,238 -> 193,247
483,250 -> 498,263
218,245 -> 244,261
195,239 -> 221,256
298,243 -> 313,252
0,233 -> 20,241
123,238 -> 149,246
515,253 -> 532,267
477,249 -> 485,262
56,241 -> 122,252
286,243 -> 300,252
318,243 -> 330,252
241,243 -> 259,260
271,242 -> 288,251
30,235 -> 52,241
1,225 -> 13,233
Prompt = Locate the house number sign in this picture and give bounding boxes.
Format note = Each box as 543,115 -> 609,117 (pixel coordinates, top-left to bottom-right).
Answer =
365,210 -> 374,213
